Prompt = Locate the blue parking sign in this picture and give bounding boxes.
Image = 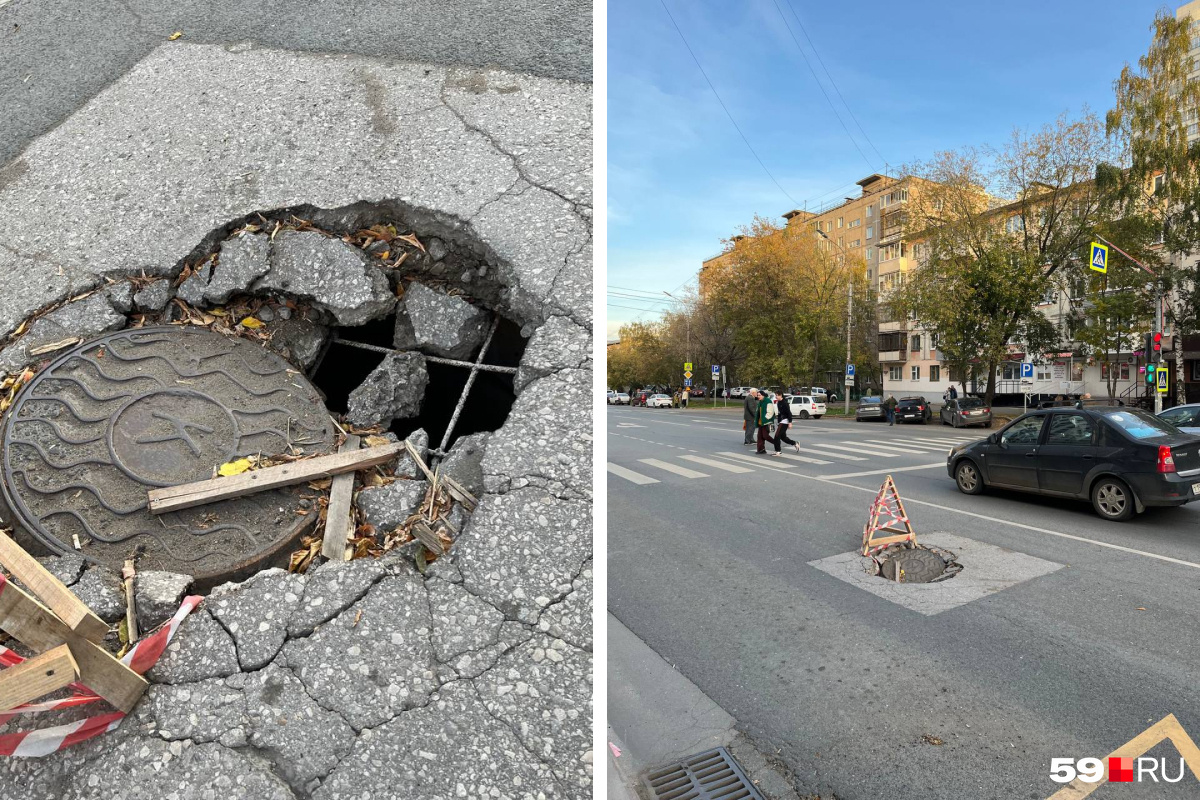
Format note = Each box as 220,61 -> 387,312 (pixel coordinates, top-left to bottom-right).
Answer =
1020,362 -> 1034,379
846,364 -> 855,377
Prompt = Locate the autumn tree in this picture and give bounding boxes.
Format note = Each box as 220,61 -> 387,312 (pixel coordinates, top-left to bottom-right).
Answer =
1107,9 -> 1200,404
606,321 -> 673,391
895,111 -> 1120,407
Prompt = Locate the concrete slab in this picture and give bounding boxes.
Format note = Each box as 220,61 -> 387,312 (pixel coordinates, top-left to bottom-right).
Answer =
808,531 -> 1064,616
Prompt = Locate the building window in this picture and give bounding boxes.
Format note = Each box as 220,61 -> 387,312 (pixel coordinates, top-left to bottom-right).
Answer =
1006,215 -> 1025,233
911,335 -> 921,352
849,239 -> 861,248
1155,174 -> 1167,194
849,218 -> 861,228
838,237 -> 843,247
889,366 -> 902,381
837,217 -> 843,228
911,365 -> 921,381
866,205 -> 873,217
930,365 -> 940,383
866,247 -> 874,260
1037,364 -> 1051,380
866,225 -> 874,239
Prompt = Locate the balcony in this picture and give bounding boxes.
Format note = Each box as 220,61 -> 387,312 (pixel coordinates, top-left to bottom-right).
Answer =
878,320 -> 905,332
877,350 -> 909,363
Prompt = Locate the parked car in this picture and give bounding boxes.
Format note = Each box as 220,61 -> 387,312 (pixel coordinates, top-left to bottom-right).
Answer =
856,397 -> 885,422
688,386 -> 706,398
785,394 -> 826,420
947,407 -> 1200,521
631,389 -> 652,407
941,396 -> 992,428
647,393 -> 673,408
614,392 -> 630,405
1158,403 -> 1200,435
606,390 -> 617,404
730,387 -> 750,398
895,396 -> 932,424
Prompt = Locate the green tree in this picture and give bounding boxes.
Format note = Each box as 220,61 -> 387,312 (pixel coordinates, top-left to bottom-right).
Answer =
1107,9 -> 1200,404
606,321 -> 673,391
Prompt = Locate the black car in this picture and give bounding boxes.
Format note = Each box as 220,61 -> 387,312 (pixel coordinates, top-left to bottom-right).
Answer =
895,396 -> 932,424
946,406 -> 1200,521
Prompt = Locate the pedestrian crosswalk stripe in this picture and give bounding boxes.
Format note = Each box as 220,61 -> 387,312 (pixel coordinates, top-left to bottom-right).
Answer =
716,451 -> 797,468
795,448 -> 865,461
806,442 -> 902,458
638,458 -> 709,479
838,439 -> 915,454
679,455 -> 755,473
607,462 -> 659,485
863,439 -> 946,452
776,452 -> 834,465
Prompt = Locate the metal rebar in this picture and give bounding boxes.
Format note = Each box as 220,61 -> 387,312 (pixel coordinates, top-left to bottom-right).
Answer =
435,318 -> 501,462
330,336 -> 517,374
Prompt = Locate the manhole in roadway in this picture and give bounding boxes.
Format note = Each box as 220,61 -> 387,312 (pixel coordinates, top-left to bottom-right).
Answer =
879,546 -> 955,583
0,326 -> 335,585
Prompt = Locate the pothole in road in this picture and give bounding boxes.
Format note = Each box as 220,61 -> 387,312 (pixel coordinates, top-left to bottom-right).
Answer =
0,202 -> 532,595
872,544 -> 962,583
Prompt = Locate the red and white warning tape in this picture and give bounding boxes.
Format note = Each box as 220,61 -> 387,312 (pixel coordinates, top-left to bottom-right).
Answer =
0,581 -> 202,757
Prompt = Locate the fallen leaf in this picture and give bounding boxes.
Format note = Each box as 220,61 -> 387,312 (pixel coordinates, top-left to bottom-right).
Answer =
352,609 -> 363,626
209,308 -> 227,316
218,458 -> 254,477
363,435 -> 391,448
1136,607 -> 1147,611
168,30 -> 183,40
240,316 -> 265,329
922,734 -> 944,746
397,233 -> 426,252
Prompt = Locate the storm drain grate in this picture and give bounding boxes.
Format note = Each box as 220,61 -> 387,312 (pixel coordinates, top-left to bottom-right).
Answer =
645,747 -> 765,800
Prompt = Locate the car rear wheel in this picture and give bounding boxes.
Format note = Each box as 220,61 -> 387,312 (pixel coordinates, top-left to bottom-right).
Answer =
1092,477 -> 1135,521
955,460 -> 984,495
798,410 -> 810,420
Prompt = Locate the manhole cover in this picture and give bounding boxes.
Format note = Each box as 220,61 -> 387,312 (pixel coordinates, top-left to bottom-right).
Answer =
0,327 -> 335,584
880,547 -> 947,583
645,747 -> 765,800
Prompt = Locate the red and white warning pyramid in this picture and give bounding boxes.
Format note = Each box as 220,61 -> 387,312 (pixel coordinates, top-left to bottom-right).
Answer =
861,475 -> 917,557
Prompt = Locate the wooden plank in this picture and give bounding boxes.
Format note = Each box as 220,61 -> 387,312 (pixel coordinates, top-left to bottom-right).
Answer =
404,439 -> 436,483
148,442 -> 404,514
320,435 -> 360,562
0,534 -> 108,644
0,578 -> 147,712
411,521 -> 445,555
0,644 -> 78,712
441,475 -> 478,511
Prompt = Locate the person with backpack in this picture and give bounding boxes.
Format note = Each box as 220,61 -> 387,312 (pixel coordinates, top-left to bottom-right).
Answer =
756,390 -> 775,454
884,394 -> 898,426
771,391 -> 799,456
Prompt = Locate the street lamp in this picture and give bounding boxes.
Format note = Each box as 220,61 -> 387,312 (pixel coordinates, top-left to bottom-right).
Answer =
816,230 -> 853,415
663,291 -> 691,394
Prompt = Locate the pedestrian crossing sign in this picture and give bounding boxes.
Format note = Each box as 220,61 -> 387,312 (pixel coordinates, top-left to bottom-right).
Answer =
1158,367 -> 1168,393
1089,241 -> 1108,274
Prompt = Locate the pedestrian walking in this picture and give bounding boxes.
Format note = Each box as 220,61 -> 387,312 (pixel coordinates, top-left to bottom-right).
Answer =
756,391 -> 775,454
743,388 -> 758,445
949,383 -> 958,400
681,388 -> 689,409
884,394 -> 898,426
771,391 -> 799,456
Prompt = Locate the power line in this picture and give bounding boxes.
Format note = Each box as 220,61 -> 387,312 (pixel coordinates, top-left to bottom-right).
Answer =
769,0 -> 873,171
606,285 -> 675,296
784,0 -> 887,167
607,302 -> 676,313
658,0 -> 799,207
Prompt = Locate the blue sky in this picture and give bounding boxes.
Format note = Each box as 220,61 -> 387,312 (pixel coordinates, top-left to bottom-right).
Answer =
606,0 -> 1171,338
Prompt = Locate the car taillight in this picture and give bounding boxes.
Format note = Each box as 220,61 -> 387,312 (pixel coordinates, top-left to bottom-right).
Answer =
983,408 -> 990,413
1158,445 -> 1176,474
918,405 -> 925,411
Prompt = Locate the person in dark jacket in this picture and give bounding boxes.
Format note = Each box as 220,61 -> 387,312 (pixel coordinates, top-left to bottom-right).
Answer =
771,391 -> 799,455
743,389 -> 758,445
884,394 -> 898,425
756,392 -> 774,454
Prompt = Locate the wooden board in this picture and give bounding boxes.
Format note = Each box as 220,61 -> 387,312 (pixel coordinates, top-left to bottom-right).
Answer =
404,439 -> 436,482
0,578 -> 147,712
148,442 -> 404,514
0,644 -> 78,712
0,534 -> 108,643
320,435 -> 360,562
441,475 -> 479,511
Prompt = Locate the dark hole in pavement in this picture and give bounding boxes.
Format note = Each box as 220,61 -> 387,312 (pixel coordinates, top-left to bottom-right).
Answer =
311,317 -> 392,412
481,317 -> 527,368
388,361 -> 516,448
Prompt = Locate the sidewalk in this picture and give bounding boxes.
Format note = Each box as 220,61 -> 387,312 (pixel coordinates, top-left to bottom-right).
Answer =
608,613 -> 799,800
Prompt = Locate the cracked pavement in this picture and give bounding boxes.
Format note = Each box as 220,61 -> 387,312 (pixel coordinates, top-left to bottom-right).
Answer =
0,39 -> 592,800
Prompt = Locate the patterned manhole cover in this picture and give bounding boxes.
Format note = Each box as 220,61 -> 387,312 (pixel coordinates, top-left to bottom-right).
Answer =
0,327 -> 335,584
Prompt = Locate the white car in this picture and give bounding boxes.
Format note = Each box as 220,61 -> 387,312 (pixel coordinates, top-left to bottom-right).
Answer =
647,393 -> 673,408
1158,403 -> 1200,435
606,390 -> 617,404
614,392 -> 630,405
730,387 -> 750,398
785,394 -> 826,420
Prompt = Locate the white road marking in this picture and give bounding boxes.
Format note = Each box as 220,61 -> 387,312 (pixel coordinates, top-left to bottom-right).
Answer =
679,455 -> 755,473
806,442 -> 902,458
838,440 -> 918,455
607,462 -> 659,485
776,452 -> 834,465
716,451 -> 798,468
819,463 -> 947,479
794,448 -> 866,461
638,458 -> 709,479
615,423 -> 645,428
863,439 -> 947,452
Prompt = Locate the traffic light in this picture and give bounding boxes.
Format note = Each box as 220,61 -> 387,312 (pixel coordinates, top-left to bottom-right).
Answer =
1152,331 -> 1163,362
1147,364 -> 1157,384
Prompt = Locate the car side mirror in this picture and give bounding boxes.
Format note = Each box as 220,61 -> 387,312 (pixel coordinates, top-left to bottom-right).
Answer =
987,433 -> 999,445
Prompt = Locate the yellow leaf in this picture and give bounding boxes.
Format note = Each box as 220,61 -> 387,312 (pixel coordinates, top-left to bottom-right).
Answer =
218,458 -> 254,477
363,435 -> 391,448
168,30 -> 183,40
240,316 -> 265,329
209,308 -> 227,316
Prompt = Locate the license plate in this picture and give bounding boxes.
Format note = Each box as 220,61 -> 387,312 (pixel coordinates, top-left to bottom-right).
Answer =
1193,482 -> 1200,495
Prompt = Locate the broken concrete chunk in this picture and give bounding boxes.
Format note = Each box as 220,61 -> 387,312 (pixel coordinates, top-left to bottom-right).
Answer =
135,570 -> 194,633
176,261 -> 212,307
133,278 -> 171,313
256,231 -> 395,326
0,292 -> 124,374
515,315 -> 589,391
356,479 -> 428,532
440,431 -> 490,495
35,551 -> 86,587
71,566 -> 126,624
105,281 -> 134,314
207,233 -> 271,303
145,609 -> 240,684
208,569 -> 305,670
263,315 -> 328,370
396,282 -> 489,359
345,352 -> 428,427
397,428 -> 429,479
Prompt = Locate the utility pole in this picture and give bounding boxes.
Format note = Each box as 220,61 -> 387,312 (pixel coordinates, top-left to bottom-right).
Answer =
845,281 -> 852,415
1092,233 -> 1162,413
